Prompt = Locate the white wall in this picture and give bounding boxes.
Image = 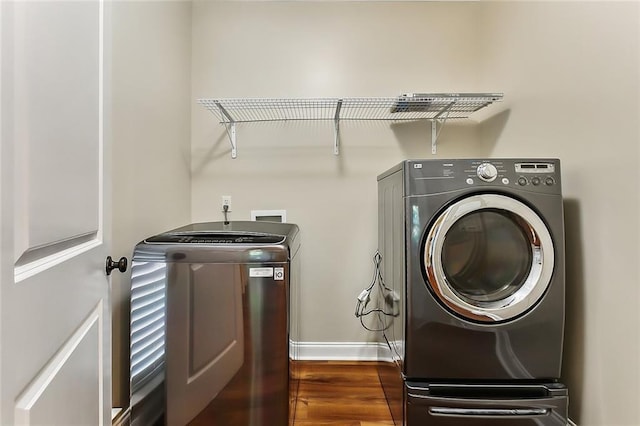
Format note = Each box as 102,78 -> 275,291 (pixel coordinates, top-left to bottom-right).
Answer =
110,1 -> 192,408
190,1 -> 487,347
478,2 -> 640,425
188,1 -> 639,425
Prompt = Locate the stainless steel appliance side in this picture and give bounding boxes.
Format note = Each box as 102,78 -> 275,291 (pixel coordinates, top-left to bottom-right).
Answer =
168,260 -> 291,425
129,256 -> 168,426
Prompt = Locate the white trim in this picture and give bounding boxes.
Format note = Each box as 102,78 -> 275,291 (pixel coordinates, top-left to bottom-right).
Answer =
294,341 -> 383,361
112,408 -> 130,426
568,420 -> 577,426
111,409 -> 121,421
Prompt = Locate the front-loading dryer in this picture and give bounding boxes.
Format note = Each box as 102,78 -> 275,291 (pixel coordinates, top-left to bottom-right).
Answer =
377,158 -> 565,381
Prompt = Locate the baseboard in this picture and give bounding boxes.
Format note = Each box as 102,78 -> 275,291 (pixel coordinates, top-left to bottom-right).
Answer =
112,407 -> 130,426
294,341 -> 383,361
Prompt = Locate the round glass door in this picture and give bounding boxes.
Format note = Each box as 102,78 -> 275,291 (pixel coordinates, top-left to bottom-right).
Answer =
423,194 -> 554,323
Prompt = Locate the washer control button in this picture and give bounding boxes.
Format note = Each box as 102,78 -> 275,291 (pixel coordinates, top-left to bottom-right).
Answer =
531,177 -> 541,186
274,267 -> 285,280
545,177 -> 555,186
466,178 -> 474,185
476,163 -> 498,182
517,176 -> 528,186
502,178 -> 510,185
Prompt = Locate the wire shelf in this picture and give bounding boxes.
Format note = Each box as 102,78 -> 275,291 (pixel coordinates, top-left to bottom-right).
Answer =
198,94 -> 503,124
197,93 -> 503,158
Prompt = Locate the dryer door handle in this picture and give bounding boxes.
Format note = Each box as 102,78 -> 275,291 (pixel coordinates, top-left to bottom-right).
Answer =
430,407 -> 548,417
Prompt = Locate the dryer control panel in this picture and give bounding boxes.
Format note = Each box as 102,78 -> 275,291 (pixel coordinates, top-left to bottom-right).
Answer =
404,158 -> 561,196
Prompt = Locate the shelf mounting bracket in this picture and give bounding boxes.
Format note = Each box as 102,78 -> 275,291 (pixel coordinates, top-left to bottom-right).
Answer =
226,123 -> 237,159
431,120 -> 438,155
430,102 -> 454,155
334,99 -> 343,155
214,101 -> 237,159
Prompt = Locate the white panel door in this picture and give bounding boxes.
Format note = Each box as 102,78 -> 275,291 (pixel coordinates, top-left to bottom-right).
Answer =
0,1 -> 111,425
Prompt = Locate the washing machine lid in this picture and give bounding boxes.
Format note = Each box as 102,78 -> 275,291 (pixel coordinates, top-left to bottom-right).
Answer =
423,193 -> 554,323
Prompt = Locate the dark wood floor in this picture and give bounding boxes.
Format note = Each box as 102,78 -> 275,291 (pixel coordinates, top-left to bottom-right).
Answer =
294,361 -> 393,425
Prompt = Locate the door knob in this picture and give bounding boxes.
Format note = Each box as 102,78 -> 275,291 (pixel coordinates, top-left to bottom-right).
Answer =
106,256 -> 128,276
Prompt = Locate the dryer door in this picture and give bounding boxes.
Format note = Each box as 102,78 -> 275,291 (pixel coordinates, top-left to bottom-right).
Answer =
423,194 -> 554,323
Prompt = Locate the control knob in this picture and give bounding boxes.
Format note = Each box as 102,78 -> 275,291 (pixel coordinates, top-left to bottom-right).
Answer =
476,163 -> 498,182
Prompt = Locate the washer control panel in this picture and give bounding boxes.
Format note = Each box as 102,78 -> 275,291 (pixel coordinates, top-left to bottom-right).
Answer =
514,162 -> 556,187
462,160 -> 509,185
406,159 -> 561,195
145,232 -> 285,245
476,163 -> 498,182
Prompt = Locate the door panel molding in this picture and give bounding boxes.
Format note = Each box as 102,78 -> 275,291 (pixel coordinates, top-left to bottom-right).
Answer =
15,231 -> 98,268
14,236 -> 102,283
14,301 -> 104,426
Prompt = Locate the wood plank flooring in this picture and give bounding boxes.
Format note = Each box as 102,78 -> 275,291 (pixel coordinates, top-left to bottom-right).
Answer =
293,361 -> 394,426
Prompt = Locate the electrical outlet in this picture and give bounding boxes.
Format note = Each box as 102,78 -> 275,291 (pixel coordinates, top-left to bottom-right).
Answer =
221,195 -> 232,211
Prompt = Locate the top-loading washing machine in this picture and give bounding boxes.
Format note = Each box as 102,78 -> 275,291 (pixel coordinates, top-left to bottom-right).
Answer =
128,221 -> 301,426
378,158 -> 565,381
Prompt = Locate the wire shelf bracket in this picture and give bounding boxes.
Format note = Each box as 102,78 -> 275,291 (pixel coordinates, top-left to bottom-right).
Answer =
334,99 -> 343,155
213,101 -> 237,158
198,94 -> 503,158
430,102 -> 453,154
